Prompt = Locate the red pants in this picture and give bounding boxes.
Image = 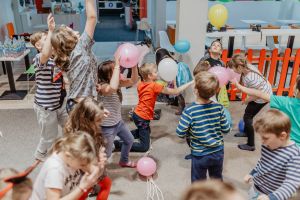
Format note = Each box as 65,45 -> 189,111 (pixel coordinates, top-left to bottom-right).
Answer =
79,176 -> 112,200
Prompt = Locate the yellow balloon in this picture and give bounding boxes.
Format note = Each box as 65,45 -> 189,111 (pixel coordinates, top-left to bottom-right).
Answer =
208,4 -> 228,29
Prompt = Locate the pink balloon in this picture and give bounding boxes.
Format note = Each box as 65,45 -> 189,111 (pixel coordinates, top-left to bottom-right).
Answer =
137,157 -> 157,177
116,43 -> 140,68
226,68 -> 241,81
208,66 -> 230,86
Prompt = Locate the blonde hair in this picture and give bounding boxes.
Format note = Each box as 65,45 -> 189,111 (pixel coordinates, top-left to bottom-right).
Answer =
139,63 -> 157,80
53,132 -> 97,164
181,180 -> 237,200
30,31 -> 47,47
193,60 -> 211,76
64,97 -> 105,152
0,168 -> 32,200
194,71 -> 219,100
51,26 -> 79,71
254,109 -> 291,137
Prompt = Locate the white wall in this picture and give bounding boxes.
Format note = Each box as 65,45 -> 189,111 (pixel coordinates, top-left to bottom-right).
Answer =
0,0 -> 15,41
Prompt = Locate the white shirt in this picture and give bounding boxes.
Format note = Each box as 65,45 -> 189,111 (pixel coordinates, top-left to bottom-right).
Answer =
30,153 -> 82,200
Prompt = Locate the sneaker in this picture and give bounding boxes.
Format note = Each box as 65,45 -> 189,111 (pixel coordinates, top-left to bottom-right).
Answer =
119,161 -> 137,168
238,144 -> 255,151
234,132 -> 247,137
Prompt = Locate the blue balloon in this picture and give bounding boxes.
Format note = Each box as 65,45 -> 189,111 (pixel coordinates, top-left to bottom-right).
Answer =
238,119 -> 245,133
174,40 -> 191,54
224,108 -> 232,128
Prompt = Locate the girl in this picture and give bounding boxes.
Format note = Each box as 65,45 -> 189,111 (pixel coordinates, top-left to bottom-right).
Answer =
155,48 -> 186,115
30,132 -> 106,199
227,53 -> 272,151
47,0 -> 98,112
234,75 -> 300,147
97,58 -> 138,167
64,97 -> 111,199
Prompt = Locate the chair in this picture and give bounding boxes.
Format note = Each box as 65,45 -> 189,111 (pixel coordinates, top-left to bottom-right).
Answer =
158,31 -> 175,52
135,18 -> 152,44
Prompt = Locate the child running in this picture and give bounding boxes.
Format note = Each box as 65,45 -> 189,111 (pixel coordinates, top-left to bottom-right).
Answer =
30,132 -> 106,199
44,0 -> 98,112
227,53 -> 272,151
234,76 -> 300,147
129,63 -> 193,152
244,109 -> 300,200
30,15 -> 68,162
97,57 -> 138,167
176,71 -> 230,182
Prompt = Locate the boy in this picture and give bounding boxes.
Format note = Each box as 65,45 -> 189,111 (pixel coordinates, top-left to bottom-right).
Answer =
245,109 -> 300,200
198,39 -> 224,68
181,180 -> 244,200
129,63 -> 193,152
30,14 -> 68,162
176,71 -> 230,182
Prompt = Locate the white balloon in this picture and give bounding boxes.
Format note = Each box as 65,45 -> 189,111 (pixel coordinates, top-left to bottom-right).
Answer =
158,58 -> 178,82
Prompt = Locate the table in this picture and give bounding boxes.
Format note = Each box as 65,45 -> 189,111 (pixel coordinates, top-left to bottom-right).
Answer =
0,49 -> 30,100
206,29 -> 261,57
261,29 -> 300,50
241,20 -> 268,25
277,20 -> 300,26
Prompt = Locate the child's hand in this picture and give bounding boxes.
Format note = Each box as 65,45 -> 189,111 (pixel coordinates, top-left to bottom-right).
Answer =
232,78 -> 242,89
243,174 -> 253,184
47,13 -> 55,32
103,108 -> 110,118
96,84 -> 102,93
257,194 -> 269,200
79,167 -> 100,191
98,147 -> 107,169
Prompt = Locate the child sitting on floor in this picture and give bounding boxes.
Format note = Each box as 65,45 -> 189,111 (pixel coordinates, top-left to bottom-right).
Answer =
245,109 -> 300,200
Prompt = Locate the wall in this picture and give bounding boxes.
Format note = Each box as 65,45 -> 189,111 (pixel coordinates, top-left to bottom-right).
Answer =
0,0 -> 15,41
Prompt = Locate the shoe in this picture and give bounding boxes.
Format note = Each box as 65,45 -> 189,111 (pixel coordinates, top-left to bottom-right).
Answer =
238,144 -> 255,151
119,161 -> 137,168
234,132 -> 247,137
184,154 -> 192,160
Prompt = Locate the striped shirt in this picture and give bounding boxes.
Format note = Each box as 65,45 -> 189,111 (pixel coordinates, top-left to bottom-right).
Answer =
34,54 -> 64,111
98,92 -> 122,127
176,102 -> 231,156
251,144 -> 300,200
242,64 -> 272,104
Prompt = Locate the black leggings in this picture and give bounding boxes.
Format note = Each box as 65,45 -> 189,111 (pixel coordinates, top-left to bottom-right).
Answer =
244,101 -> 267,146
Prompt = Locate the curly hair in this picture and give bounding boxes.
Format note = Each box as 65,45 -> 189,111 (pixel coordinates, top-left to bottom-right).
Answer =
51,26 -> 78,71
64,97 -> 105,152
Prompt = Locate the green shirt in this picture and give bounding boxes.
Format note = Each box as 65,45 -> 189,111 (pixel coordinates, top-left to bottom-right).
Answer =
270,95 -> 300,146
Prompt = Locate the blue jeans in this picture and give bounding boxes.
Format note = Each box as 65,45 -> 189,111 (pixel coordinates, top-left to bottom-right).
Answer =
191,150 -> 224,182
102,120 -> 134,163
130,112 -> 151,152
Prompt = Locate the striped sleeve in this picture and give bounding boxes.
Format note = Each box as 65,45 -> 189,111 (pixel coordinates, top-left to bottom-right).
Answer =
176,108 -> 192,138
269,156 -> 300,200
220,107 -> 230,134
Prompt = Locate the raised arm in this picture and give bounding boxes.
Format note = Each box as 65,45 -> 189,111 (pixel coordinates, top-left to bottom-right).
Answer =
84,0 -> 97,39
161,80 -> 194,96
119,66 -> 139,88
40,13 -> 55,65
233,79 -> 271,102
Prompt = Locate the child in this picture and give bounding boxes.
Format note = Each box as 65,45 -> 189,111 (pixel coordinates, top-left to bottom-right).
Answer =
64,97 -> 111,199
30,132 -> 106,199
193,60 -> 211,76
30,15 -> 68,161
97,57 -> 138,167
176,71 -> 230,182
47,0 -> 98,112
0,168 -> 33,200
181,180 -> 244,200
244,109 -> 300,200
233,76 -> 300,147
155,48 -> 187,115
130,63 -> 193,152
198,39 -> 224,68
227,53 -> 272,151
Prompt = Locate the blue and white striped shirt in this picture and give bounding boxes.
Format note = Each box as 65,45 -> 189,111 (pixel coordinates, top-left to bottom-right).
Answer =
251,143 -> 300,200
176,102 -> 230,156
34,54 -> 64,111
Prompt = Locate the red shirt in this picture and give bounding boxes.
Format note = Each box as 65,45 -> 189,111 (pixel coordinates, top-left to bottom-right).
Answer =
134,82 -> 164,120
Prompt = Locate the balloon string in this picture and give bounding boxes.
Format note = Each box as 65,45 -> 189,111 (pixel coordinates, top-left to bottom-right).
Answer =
146,177 -> 164,200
